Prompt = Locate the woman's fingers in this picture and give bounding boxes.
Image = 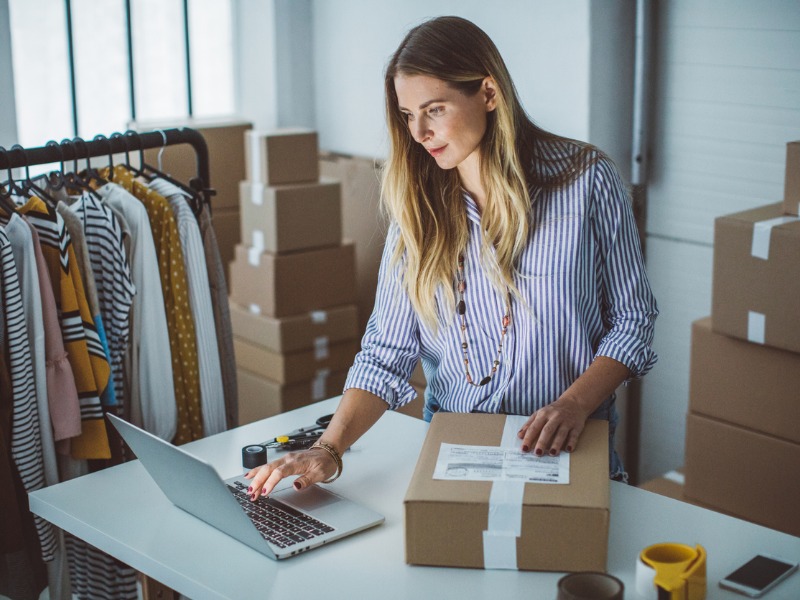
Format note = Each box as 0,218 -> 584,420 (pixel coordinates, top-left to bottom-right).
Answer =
520,397 -> 589,456
244,448 -> 338,500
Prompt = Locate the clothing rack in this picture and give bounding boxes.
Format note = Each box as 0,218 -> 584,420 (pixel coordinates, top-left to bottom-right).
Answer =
0,127 -> 213,205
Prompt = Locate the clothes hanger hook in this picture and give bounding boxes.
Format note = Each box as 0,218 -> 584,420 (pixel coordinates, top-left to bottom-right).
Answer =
60,138 -> 78,173
124,129 -> 145,169
44,140 -> 67,191
73,137 -> 92,171
9,143 -> 31,182
93,133 -> 113,169
93,133 -> 114,180
1,145 -> 16,184
110,131 -> 130,165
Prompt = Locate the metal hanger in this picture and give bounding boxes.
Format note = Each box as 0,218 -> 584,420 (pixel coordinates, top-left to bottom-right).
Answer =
92,133 -> 115,182
60,138 -> 103,200
9,143 -> 58,206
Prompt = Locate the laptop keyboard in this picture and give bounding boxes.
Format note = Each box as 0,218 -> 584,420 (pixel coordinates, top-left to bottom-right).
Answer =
228,481 -> 335,548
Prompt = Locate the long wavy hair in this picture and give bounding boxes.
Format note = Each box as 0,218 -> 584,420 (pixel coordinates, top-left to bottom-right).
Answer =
382,16 -> 594,330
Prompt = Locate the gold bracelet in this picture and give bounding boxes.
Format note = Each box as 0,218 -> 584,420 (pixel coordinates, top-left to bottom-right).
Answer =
309,441 -> 343,483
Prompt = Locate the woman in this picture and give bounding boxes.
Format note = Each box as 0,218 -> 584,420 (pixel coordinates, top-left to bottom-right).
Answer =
246,15 -> 657,499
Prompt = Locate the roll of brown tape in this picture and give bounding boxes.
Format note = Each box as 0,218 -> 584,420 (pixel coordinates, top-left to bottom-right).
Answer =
557,572 -> 624,600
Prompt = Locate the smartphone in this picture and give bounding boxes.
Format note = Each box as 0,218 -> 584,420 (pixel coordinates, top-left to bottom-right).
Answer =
719,554 -> 798,597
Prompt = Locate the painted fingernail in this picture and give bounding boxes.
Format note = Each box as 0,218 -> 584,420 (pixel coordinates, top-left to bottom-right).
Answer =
535,448 -> 543,456
521,444 -> 529,452
566,445 -> 573,452
549,449 -> 557,456
294,481 -> 301,490
262,488 -> 267,495
247,486 -> 252,493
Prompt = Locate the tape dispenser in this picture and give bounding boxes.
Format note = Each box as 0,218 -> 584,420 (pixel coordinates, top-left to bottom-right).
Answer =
635,542 -> 707,600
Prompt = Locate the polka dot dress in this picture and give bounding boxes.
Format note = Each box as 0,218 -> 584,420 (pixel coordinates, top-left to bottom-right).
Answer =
113,166 -> 204,444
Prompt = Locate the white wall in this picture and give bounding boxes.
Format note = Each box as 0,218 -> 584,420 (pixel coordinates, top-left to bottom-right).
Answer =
234,0 -> 279,130
309,0 -> 593,160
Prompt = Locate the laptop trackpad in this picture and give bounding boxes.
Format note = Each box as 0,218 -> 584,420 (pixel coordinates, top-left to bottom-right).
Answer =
273,485 -> 343,512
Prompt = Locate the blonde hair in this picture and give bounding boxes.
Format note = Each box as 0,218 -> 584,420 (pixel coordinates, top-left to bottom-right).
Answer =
383,16 -> 594,330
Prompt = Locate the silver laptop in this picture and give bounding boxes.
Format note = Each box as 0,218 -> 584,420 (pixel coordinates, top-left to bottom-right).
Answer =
106,413 -> 384,559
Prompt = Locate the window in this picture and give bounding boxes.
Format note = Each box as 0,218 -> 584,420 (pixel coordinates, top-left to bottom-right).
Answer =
8,0 -> 235,148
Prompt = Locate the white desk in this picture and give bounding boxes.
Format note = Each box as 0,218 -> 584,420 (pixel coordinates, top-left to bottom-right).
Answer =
29,398 -> 800,599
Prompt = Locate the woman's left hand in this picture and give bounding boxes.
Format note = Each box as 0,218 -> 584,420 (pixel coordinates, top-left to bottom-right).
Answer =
517,395 -> 591,456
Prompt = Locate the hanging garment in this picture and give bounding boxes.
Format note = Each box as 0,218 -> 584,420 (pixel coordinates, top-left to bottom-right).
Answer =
4,214 -> 56,481
0,225 -> 56,561
107,166 -> 203,444
6,215 -> 75,600
148,178 -> 226,435
56,202 -> 116,409
65,193 -> 135,418
198,206 -> 238,428
16,196 -> 112,459
27,222 -> 78,600
26,222 -> 81,446
93,181 -> 176,441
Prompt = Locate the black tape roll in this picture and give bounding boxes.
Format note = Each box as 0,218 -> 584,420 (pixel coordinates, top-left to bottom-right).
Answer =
242,444 -> 268,470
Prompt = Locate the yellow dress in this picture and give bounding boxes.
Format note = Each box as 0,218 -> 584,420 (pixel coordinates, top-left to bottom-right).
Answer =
107,166 -> 204,444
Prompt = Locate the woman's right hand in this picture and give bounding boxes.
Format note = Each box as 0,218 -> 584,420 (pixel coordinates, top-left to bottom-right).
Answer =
244,445 -> 338,500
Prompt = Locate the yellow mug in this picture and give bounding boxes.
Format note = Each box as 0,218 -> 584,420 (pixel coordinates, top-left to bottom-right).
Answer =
636,543 -> 707,600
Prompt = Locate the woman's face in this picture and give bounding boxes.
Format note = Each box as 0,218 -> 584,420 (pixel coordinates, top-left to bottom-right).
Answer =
394,74 -> 496,176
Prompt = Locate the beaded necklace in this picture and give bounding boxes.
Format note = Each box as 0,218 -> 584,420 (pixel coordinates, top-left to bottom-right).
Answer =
455,253 -> 511,387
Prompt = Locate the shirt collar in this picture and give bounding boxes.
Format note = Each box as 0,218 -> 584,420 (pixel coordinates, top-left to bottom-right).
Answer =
463,192 -> 482,225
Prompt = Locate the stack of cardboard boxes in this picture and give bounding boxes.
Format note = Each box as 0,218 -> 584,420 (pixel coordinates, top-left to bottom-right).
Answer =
684,141 -> 800,537
230,130 -> 360,425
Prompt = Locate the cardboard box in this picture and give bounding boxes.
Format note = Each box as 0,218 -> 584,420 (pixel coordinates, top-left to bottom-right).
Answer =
404,414 -> 609,572
785,141 -> 799,216
229,242 -> 357,318
245,129 -> 319,185
690,317 -> 800,444
239,179 -> 341,254
237,368 -> 347,426
234,336 -> 358,384
638,470 -> 686,502
133,117 -> 252,210
684,412 -> 800,537
229,300 -> 358,354
319,153 -> 384,334
711,202 -> 800,353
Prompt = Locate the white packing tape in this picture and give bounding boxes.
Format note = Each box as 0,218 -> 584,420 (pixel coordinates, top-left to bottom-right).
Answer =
311,369 -> 331,401
635,557 -> 659,599
252,229 -> 265,252
483,415 -> 527,570
314,337 -> 330,360
751,215 -> 798,260
748,311 -> 766,344
310,310 -> 328,324
663,470 -> 685,485
250,181 -> 264,206
248,246 -> 261,267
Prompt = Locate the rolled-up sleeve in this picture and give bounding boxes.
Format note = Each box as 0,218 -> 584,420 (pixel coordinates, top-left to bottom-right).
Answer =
344,224 -> 420,408
590,157 -> 659,378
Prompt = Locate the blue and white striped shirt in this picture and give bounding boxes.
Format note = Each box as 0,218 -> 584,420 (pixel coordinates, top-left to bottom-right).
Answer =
344,152 -> 658,420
